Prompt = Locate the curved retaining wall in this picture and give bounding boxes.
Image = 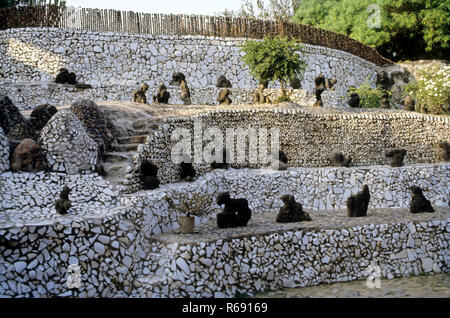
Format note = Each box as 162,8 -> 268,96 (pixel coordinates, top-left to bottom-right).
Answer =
123,109 -> 450,192
0,28 -> 377,110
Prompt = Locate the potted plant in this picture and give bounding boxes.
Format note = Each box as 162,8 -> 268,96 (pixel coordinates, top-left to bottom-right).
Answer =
165,193 -> 211,234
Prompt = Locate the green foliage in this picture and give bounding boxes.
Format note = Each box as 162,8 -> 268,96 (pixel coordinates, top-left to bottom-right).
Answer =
292,0 -> 450,60
240,36 -> 306,91
276,93 -> 292,103
348,78 -> 392,108
403,65 -> 450,115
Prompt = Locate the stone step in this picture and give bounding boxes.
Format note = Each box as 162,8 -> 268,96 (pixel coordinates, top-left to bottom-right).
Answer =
116,135 -> 148,144
103,163 -> 129,176
104,152 -> 133,163
110,143 -> 140,152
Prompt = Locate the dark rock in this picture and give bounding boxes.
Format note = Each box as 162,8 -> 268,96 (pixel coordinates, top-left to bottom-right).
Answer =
152,84 -> 170,104
404,96 -> 415,111
329,151 -> 352,167
376,71 -> 393,91
216,75 -> 232,88
0,95 -> 26,134
75,83 -> 92,89
132,83 -> 149,104
169,72 -> 186,86
380,92 -> 390,108
438,141 -> 450,161
140,160 -> 160,190
6,122 -> 37,142
409,186 -> 434,214
10,138 -> 48,172
385,148 -> 406,167
180,80 -> 192,105
346,184 -> 370,217
314,88 -> 325,107
216,192 -> 252,228
29,104 -> 58,131
276,194 -> 312,223
348,93 -> 360,108
55,186 -> 72,215
217,88 -> 232,105
179,155 -> 196,181
55,68 -> 77,85
290,77 -> 301,89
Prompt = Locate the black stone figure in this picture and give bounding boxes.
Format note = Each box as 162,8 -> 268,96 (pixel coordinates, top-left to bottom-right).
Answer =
346,185 -> 370,217
329,151 -> 352,167
276,195 -> 312,223
216,192 -> 252,228
140,160 -> 160,190
385,148 -> 407,167
409,186 -> 434,214
55,186 -> 72,215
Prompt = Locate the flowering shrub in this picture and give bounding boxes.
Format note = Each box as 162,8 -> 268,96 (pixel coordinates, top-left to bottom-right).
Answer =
403,65 -> 450,115
347,79 -> 393,108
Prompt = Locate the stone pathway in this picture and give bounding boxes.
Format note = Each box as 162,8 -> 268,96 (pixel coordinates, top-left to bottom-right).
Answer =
254,272 -> 450,298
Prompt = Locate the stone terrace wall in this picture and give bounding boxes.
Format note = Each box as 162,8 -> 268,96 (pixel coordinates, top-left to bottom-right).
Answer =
0,28 -> 377,110
123,109 -> 450,193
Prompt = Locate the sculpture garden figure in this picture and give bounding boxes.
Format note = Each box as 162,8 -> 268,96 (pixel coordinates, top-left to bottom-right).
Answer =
217,88 -> 232,105
329,151 -> 352,167
404,96 -> 415,111
313,74 -> 326,106
346,185 -> 370,217
55,68 -> 77,85
140,160 -> 160,190
216,75 -> 232,88
170,73 -> 191,105
254,83 -> 269,104
276,195 -> 312,223
152,84 -> 170,104
55,186 -> 72,215
385,148 -> 407,167
438,141 -> 450,161
179,154 -> 196,181
348,93 -> 360,108
216,192 -> 252,228
409,186 -> 434,214
380,92 -> 390,108
132,83 -> 149,104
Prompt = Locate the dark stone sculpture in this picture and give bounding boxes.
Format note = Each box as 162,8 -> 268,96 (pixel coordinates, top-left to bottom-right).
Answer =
10,138 -> 48,172
290,77 -> 301,89
346,185 -> 370,217
276,195 -> 312,223
152,84 -> 170,104
132,83 -> 149,104
271,150 -> 288,170
325,78 -> 337,90
55,186 -> 72,215
29,104 -> 58,131
409,186 -> 434,214
216,192 -> 252,228
179,156 -> 196,181
169,72 -> 186,85
438,141 -> 450,161
7,122 -> 37,142
385,148 -> 407,167
380,92 -> 390,108
170,73 -> 191,105
329,151 -> 352,167
376,71 -> 394,91
348,93 -> 360,108
0,95 -> 26,134
140,160 -> 160,190
216,75 -> 232,88
218,88 -> 232,105
211,148 -> 229,169
314,74 -> 326,106
404,96 -> 415,111
55,68 -> 77,85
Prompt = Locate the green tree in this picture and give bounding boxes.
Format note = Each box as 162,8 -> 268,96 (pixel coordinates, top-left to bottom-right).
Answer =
240,36 -> 306,93
292,0 -> 450,60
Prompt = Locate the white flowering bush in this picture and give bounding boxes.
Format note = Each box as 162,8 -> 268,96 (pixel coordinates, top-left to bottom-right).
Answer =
404,65 -> 450,115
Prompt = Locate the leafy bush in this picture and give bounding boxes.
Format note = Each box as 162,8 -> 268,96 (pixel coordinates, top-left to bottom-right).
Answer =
275,94 -> 292,103
403,65 -> 450,115
347,79 -> 392,108
240,36 -> 306,92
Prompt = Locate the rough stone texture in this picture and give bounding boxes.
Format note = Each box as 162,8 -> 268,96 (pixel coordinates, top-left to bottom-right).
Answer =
123,109 -> 450,191
69,99 -> 114,150
38,110 -> 98,174
6,121 -> 36,142
29,103 -> 58,131
0,95 -> 25,133
0,28 -> 377,110
0,127 -> 9,173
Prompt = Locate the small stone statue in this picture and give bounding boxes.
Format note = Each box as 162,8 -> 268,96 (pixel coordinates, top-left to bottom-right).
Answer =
346,185 -> 370,217
216,75 -> 232,88
385,148 -> 407,167
314,88 -> 325,107
409,186 -> 434,214
179,154 -> 196,181
348,93 -> 360,108
254,83 -> 269,104
314,75 -> 326,106
170,73 -> 191,105
216,192 -> 252,228
276,195 -> 312,223
325,78 -> 337,91
438,141 -> 450,161
380,92 -> 390,108
55,68 -> 77,85
404,96 -> 415,111
290,76 -> 301,89
132,83 -> 149,104
217,88 -> 232,105
270,150 -> 288,170
376,71 -> 393,91
152,84 -> 170,104
329,151 -> 352,167
55,186 -> 72,215
140,160 -> 160,190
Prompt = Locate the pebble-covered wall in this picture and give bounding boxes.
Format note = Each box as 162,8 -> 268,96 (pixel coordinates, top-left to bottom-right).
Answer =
0,28 -> 377,110
0,127 -> 9,173
123,109 -> 450,192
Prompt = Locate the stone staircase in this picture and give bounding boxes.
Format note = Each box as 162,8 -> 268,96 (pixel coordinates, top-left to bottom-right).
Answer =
102,118 -> 162,186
